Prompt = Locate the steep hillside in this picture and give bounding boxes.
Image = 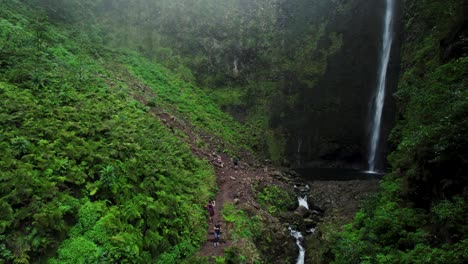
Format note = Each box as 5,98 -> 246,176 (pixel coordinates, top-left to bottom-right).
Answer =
79,0 -> 392,168
0,1 -> 254,262
1,0 -> 466,263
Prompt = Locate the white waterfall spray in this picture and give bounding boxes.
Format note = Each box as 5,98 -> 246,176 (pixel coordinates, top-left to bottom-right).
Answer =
233,58 -> 239,76
289,196 -> 309,264
298,196 -> 309,210
368,0 -> 395,172
289,227 -> 305,264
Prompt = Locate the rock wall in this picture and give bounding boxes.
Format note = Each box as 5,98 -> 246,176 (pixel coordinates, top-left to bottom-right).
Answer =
285,0 -> 401,170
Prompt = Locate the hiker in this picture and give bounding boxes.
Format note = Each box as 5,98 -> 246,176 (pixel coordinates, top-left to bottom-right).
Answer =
215,155 -> 224,168
206,200 -> 215,222
213,221 -> 222,247
232,156 -> 239,169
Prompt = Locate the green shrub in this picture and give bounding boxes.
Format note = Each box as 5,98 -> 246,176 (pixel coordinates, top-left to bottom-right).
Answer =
256,186 -> 295,215
222,203 -> 260,240
0,2 -> 219,262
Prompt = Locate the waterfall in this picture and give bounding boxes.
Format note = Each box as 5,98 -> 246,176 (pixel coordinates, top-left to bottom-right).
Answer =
233,59 -> 239,76
289,227 -> 305,264
297,137 -> 303,167
298,196 -> 309,210
289,196 -> 308,263
297,137 -> 303,153
368,0 -> 395,172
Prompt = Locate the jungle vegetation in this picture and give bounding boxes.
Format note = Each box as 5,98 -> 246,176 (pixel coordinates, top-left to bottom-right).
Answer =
0,0 -> 467,263
0,0 -> 248,262
328,0 -> 468,263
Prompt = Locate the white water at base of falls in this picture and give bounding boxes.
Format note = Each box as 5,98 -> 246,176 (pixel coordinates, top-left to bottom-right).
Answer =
368,0 -> 395,172
289,227 -> 305,264
298,196 -> 309,209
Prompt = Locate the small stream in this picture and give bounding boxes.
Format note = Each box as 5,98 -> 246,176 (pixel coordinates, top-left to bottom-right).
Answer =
289,196 -> 310,264
288,168 -> 382,263
289,227 -> 305,264
298,196 -> 309,209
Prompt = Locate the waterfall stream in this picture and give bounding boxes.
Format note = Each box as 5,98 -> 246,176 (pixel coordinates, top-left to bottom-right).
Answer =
289,196 -> 309,264
368,0 -> 395,172
298,196 -> 309,210
289,227 -> 305,264
233,58 -> 239,76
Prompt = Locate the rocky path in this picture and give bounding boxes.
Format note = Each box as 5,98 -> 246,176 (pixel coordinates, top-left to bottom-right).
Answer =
197,153 -> 274,258
197,160 -> 234,257
117,72 -> 275,259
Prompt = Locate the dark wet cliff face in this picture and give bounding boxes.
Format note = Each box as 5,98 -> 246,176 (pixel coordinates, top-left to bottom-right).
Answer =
284,0 -> 400,170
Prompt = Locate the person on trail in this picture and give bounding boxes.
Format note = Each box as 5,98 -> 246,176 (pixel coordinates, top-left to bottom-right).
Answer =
216,155 -> 224,168
213,221 -> 221,247
232,156 -> 239,169
207,200 -> 215,222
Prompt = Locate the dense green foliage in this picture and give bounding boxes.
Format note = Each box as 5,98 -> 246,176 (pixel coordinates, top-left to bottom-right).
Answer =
329,0 -> 468,262
331,179 -> 467,263
256,185 -> 295,215
119,53 -> 251,151
0,0 -> 250,262
7,1 -> 369,165
75,0 -> 349,163
1,0 -> 467,263
221,203 -> 262,263
222,203 -> 261,242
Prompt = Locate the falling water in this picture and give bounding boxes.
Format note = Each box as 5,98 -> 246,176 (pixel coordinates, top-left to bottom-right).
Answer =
289,196 -> 308,263
289,227 -> 305,264
368,0 -> 395,172
297,137 -> 303,167
233,58 -> 239,76
298,196 -> 309,210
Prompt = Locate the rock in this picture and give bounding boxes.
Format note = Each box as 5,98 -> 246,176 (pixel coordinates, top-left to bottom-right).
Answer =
280,176 -> 293,183
270,170 -> 282,177
234,198 -> 240,205
303,218 -> 318,227
283,169 -> 300,178
308,203 -> 324,216
295,206 -> 310,217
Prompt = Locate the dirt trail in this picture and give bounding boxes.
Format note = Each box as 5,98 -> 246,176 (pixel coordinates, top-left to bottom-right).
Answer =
197,155 -> 272,258
197,160 -> 235,256
150,111 -> 276,259
118,74 -> 276,259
